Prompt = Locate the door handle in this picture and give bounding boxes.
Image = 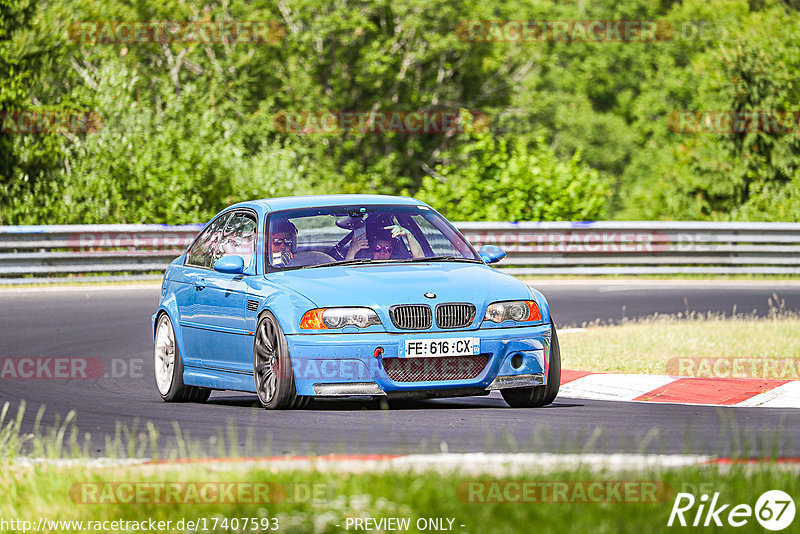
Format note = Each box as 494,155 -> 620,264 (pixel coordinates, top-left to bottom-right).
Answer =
195,276 -> 206,290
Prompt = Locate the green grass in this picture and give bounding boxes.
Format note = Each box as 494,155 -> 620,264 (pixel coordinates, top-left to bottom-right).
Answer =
2,402 -> 798,533
1,459 -> 798,533
561,311 -> 800,376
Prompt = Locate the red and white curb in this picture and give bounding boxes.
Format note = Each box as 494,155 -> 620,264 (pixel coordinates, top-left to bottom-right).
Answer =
559,370 -> 800,408
145,453 -> 714,474
12,453 -> 800,473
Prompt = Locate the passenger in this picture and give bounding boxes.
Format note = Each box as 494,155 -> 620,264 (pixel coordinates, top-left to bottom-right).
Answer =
345,225 -> 424,260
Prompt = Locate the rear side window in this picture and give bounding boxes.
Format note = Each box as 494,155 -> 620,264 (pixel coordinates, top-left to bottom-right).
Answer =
217,212 -> 257,267
185,213 -> 231,268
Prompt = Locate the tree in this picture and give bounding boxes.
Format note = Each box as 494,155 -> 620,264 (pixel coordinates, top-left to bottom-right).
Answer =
0,0 -> 35,206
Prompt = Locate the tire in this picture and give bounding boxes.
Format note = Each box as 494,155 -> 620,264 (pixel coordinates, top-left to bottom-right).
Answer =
253,311 -> 305,409
501,325 -> 561,408
154,313 -> 211,403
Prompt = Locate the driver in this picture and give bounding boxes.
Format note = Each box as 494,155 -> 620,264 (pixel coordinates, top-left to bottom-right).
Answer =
270,219 -> 297,266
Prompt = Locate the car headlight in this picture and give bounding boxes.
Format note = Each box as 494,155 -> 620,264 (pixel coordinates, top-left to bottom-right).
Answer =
300,307 -> 382,329
483,300 -> 541,324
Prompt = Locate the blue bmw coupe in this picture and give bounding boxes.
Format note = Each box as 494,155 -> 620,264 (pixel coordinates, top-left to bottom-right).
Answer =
153,195 -> 560,409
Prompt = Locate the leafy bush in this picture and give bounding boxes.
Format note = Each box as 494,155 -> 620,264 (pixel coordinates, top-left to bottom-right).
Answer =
415,134 -> 608,221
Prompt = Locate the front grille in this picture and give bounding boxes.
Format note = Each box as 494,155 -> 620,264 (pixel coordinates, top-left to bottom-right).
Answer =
390,305 -> 432,330
383,355 -> 490,382
436,303 -> 476,329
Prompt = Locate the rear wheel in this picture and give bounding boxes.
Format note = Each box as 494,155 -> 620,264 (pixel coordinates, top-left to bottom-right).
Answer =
501,325 -> 561,408
253,312 -> 306,409
154,313 -> 211,403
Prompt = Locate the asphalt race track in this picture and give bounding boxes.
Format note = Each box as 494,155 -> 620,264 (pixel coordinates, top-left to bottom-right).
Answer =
1,281 -> 799,458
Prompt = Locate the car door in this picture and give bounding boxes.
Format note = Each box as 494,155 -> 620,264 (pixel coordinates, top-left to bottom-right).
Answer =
193,210 -> 258,373
178,211 -> 232,366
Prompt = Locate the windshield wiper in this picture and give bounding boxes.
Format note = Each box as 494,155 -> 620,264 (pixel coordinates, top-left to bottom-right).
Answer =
395,256 -> 477,263
297,256 -> 478,269
300,258 -> 374,269
300,258 -> 403,269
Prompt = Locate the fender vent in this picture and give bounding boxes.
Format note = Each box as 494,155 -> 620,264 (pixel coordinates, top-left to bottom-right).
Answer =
246,300 -> 259,312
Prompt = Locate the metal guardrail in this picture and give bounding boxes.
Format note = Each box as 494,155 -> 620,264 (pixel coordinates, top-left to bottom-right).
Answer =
1,221 -> 799,283
457,221 -> 800,275
0,224 -> 202,283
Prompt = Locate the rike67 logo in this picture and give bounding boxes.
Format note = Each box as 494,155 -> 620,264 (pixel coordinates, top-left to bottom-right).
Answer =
668,490 -> 796,531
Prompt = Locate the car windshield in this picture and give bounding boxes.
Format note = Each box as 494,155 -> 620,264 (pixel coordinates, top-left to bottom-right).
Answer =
266,204 -> 481,270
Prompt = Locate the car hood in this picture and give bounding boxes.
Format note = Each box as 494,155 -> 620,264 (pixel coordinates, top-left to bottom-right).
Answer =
266,261 -> 536,313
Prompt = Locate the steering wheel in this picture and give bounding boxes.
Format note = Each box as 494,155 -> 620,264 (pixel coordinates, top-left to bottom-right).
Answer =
328,234 -> 352,261
287,251 -> 335,267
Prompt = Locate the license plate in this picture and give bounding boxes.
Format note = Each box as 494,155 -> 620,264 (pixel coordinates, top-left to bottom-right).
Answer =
402,337 -> 480,358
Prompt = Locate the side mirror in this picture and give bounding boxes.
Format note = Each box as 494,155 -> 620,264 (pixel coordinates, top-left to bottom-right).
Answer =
478,245 -> 506,265
213,255 -> 245,274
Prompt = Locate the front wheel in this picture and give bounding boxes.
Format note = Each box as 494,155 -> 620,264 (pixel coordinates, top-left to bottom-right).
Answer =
501,325 -> 561,408
253,312 -> 308,409
154,313 -> 211,403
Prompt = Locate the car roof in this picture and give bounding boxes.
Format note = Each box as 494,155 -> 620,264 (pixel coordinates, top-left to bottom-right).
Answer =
228,194 -> 429,213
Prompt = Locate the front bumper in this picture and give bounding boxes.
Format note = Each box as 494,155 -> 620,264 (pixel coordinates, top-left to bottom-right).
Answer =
285,324 -> 553,397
